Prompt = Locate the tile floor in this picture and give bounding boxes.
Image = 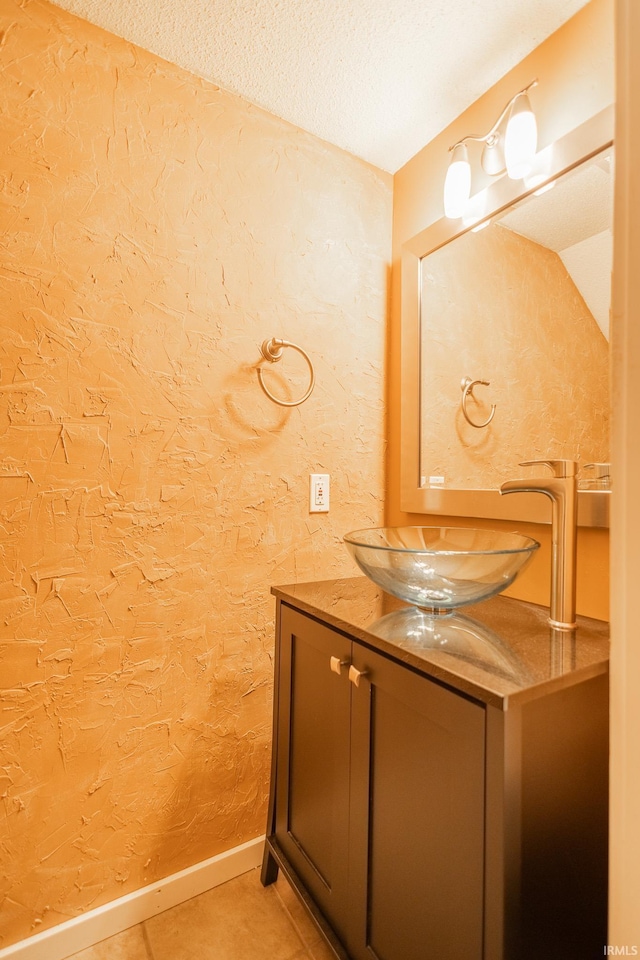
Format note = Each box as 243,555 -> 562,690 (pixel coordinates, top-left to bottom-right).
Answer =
67,869 -> 336,960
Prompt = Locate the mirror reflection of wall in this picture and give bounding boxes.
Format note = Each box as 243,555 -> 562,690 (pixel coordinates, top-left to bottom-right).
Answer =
419,147 -> 612,490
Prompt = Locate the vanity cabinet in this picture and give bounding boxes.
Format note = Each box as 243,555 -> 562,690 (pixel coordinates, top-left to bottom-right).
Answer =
268,603 -> 485,960
261,579 -> 609,960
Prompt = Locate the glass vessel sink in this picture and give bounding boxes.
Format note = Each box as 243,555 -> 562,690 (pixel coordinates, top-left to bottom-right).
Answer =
343,526 -> 539,616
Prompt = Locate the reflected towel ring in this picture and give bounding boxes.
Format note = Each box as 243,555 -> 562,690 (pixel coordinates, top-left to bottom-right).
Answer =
257,338 -> 315,407
460,376 -> 496,428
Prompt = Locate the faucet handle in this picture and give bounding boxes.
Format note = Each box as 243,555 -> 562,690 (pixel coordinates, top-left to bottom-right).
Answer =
519,459 -> 578,478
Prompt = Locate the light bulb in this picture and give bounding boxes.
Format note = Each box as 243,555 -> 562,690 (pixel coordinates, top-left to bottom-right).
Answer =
443,143 -> 471,219
504,92 -> 537,180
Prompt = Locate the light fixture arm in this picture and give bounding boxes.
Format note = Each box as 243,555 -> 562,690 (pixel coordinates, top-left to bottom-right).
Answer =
447,79 -> 538,155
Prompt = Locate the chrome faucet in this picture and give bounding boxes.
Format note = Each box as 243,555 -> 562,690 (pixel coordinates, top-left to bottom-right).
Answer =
500,459 -> 578,630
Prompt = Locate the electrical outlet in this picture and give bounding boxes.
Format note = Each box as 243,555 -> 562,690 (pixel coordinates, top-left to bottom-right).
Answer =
309,474 -> 330,513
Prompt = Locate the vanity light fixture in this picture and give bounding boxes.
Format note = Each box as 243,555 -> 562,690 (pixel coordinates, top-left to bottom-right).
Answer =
443,80 -> 538,219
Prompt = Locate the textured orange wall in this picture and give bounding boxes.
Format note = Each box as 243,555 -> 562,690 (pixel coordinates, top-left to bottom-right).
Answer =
387,0 -> 613,621
421,224 -> 609,486
0,0 -> 391,946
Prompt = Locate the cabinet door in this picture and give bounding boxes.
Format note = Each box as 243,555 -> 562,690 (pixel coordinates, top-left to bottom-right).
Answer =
275,605 -> 352,944
348,644 -> 486,960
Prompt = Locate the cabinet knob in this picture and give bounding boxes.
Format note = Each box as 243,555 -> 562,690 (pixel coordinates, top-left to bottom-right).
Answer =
330,656 -> 349,675
348,665 -> 368,687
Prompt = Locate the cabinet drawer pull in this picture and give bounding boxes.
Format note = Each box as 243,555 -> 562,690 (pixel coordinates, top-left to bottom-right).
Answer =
348,665 -> 368,687
330,656 -> 349,675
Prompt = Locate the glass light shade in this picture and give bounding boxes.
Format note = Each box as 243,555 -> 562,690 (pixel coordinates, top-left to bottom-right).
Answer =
504,93 -> 537,180
443,143 -> 471,219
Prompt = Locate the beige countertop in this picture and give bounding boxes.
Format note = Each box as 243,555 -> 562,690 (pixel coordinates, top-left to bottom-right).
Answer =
271,577 -> 610,710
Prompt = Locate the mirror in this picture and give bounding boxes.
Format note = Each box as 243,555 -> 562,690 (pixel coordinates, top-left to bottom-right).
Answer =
401,106 -> 613,526
420,145 -> 612,489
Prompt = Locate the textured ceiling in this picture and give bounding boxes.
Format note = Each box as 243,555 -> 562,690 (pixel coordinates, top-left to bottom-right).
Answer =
49,0 -> 590,172
501,150 -> 613,338
500,154 -> 613,253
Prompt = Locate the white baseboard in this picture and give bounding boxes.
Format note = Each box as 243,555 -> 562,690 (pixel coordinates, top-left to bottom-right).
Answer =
0,835 -> 265,960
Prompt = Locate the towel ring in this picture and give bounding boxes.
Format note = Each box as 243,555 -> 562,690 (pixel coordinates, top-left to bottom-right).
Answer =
460,376 -> 496,428
257,338 -> 315,407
